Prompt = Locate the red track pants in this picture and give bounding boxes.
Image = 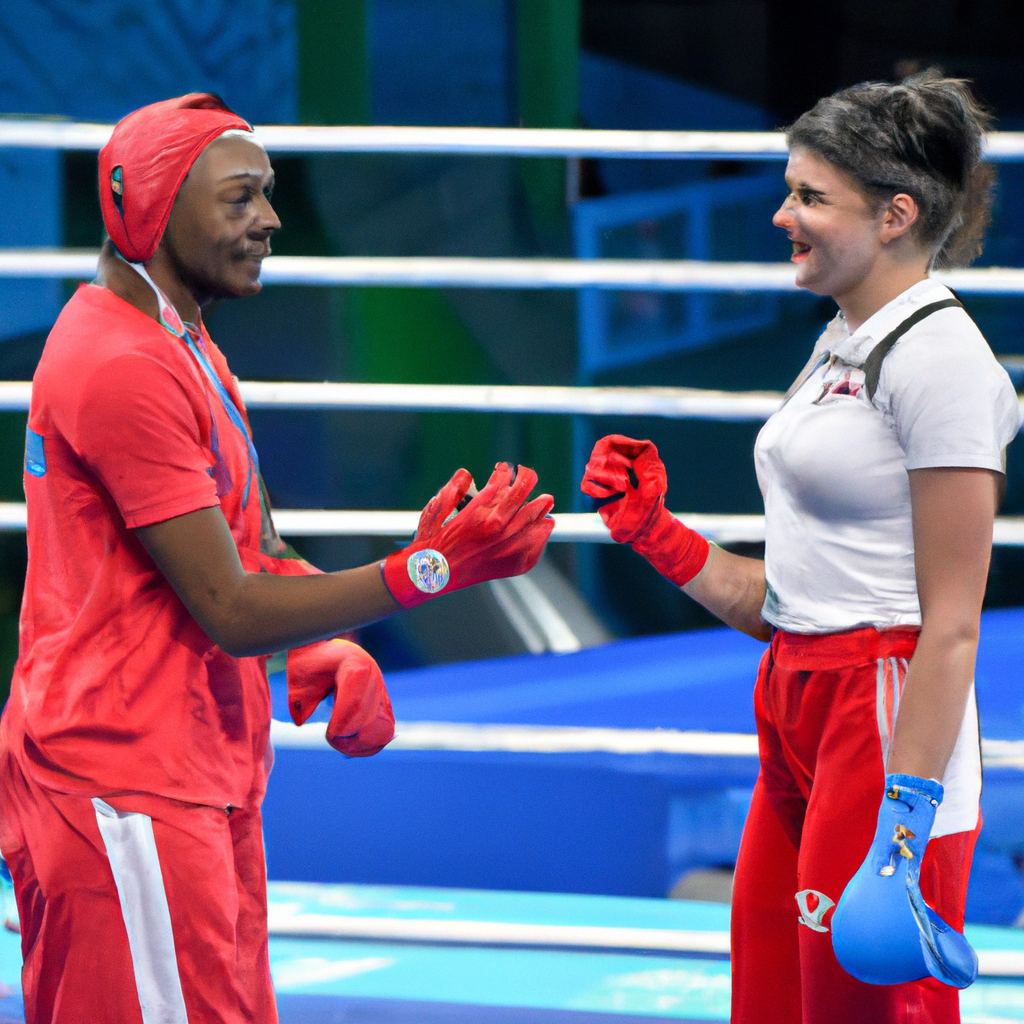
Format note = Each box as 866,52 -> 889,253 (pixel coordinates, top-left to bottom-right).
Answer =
731,627 -> 979,1024
0,748 -> 277,1024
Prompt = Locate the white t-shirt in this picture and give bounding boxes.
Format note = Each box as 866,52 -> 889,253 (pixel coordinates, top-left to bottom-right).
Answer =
755,278 -> 1020,635
754,278 -> 1019,836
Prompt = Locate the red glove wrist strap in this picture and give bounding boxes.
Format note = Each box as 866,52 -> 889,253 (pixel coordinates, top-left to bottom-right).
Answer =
630,505 -> 710,587
382,548 -> 453,609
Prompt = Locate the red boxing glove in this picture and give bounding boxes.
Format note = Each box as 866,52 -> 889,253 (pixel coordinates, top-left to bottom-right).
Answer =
580,434 -> 709,587
287,639 -> 395,757
382,463 -> 554,609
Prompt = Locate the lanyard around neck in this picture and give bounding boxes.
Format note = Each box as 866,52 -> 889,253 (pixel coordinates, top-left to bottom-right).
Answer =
126,259 -> 259,508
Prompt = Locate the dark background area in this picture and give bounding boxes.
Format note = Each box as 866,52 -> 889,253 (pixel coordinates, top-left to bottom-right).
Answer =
583,0 -> 1024,126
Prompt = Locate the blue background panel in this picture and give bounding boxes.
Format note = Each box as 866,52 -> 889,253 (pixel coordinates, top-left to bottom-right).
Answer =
265,749 -> 679,895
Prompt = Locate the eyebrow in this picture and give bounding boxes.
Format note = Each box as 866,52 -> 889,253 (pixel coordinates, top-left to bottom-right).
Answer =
220,171 -> 275,185
786,178 -> 827,200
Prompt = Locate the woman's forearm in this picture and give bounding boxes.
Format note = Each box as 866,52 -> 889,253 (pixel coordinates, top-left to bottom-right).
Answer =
683,544 -> 771,640
885,623 -> 979,779
887,466 -> 999,781
201,564 -> 400,657
136,507 -> 401,656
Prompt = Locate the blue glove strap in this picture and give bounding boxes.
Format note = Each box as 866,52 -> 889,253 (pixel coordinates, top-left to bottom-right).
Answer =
906,875 -> 978,988
832,773 -> 977,989
874,774 -> 942,873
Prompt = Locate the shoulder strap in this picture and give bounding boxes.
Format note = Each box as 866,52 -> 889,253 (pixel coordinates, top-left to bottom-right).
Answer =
863,298 -> 964,401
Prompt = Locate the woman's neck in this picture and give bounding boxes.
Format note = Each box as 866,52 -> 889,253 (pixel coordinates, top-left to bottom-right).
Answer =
95,240 -> 202,328
837,256 -> 930,334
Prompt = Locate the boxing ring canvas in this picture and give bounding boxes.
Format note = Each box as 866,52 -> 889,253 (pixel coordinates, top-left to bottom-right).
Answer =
1,823 -> 1024,1021
2,883 -> 1024,1022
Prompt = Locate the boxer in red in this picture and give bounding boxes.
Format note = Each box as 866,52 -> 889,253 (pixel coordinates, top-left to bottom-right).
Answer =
0,94 -> 553,1023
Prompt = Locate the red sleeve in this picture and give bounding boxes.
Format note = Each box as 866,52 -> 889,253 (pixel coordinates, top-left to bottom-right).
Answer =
73,352 -> 220,528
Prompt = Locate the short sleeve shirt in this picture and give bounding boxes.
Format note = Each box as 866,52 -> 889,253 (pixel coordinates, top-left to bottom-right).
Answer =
1,284 -> 271,808
755,279 -> 1021,634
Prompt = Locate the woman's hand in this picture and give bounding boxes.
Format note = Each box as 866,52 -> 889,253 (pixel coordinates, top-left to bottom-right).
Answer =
381,463 -> 554,608
886,467 -> 1000,779
581,434 -> 770,640
831,774 -> 978,988
581,434 -> 709,580
580,434 -> 668,543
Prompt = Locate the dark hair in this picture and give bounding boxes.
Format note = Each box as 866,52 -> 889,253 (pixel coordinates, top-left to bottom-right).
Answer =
786,70 -> 994,268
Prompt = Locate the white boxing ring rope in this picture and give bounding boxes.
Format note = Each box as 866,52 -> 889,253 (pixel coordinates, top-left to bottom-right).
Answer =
0,376 -> 1022,426
0,501 -> 1023,545
5,377 -> 1024,431
4,120 -> 1024,161
0,377 -> 1021,427
6,250 -> 1024,295
0,379 -> 784,420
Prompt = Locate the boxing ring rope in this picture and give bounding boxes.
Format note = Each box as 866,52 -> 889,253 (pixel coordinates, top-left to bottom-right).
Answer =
3,374 -> 1024,428
5,249 -> 1024,295
4,119 -> 1024,160
1,501 -> 1024,546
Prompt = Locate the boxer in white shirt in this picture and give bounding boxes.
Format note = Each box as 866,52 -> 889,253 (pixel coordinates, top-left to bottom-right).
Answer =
581,71 -> 1019,1024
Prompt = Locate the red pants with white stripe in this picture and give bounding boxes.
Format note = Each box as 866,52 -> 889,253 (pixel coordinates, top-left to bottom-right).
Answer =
0,749 -> 276,1024
731,627 -> 979,1024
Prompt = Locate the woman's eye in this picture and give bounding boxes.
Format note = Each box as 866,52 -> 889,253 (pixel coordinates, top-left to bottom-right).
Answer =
230,186 -> 260,206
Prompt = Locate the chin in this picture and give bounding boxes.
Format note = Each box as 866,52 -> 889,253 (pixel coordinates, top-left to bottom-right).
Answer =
794,270 -> 830,296
236,264 -> 266,297
214,276 -> 263,301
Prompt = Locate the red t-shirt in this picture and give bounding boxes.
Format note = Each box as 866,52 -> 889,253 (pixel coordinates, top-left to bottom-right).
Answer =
1,284 -> 272,808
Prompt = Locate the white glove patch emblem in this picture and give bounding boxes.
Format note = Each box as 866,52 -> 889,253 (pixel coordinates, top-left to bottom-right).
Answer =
408,549 -> 450,594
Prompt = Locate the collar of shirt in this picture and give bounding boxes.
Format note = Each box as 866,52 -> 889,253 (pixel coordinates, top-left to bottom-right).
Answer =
827,278 -> 957,368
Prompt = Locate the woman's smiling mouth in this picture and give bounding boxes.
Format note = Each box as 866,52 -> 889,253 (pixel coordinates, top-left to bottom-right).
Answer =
792,241 -> 812,263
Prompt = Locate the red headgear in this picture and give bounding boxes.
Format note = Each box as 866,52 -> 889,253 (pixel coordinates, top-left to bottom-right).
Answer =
98,93 -> 252,264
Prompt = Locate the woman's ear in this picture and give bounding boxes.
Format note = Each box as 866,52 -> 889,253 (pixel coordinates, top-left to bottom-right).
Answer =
881,193 -> 921,243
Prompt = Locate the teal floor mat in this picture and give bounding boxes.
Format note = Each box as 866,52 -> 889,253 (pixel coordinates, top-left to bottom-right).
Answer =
0,884 -> 1022,1021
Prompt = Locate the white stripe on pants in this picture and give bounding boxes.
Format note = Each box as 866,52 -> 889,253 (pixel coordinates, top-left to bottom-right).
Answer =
92,798 -> 189,1024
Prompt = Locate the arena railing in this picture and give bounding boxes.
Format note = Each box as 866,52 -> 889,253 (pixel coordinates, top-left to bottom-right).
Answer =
2,121 -> 1024,546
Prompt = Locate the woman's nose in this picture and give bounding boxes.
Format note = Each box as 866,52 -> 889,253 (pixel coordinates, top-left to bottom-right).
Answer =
773,201 -> 795,230
258,195 -> 281,233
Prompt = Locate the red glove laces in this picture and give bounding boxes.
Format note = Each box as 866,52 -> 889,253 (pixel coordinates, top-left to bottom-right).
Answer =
382,463 -> 554,608
580,434 -> 709,587
287,639 -> 395,757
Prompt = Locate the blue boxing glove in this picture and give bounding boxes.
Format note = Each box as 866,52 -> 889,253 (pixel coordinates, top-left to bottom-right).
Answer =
831,774 -> 977,989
